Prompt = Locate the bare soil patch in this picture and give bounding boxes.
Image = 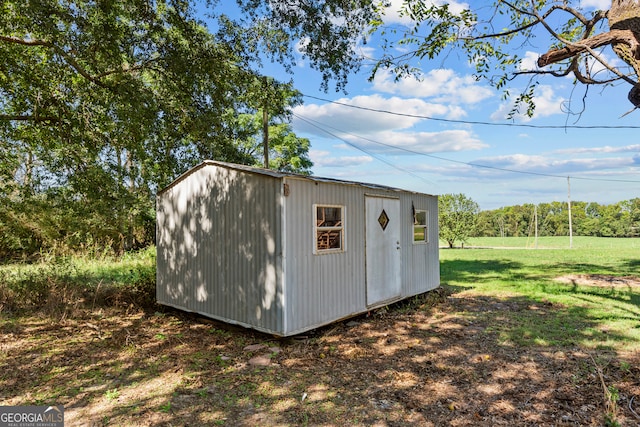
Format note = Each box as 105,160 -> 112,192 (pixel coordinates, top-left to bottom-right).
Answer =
556,274 -> 640,289
1,286 -> 639,426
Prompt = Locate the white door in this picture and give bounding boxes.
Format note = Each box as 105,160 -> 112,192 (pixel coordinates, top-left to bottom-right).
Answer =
366,196 -> 401,306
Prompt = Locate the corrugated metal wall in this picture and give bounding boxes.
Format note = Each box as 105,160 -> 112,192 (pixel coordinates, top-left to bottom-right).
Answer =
404,194 -> 440,297
156,164 -> 284,334
282,178 -> 367,335
282,178 -> 439,335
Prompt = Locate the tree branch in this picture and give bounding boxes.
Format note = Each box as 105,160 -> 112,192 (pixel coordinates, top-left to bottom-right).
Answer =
0,35 -> 158,88
0,114 -> 61,122
537,29 -> 640,67
0,35 -> 112,88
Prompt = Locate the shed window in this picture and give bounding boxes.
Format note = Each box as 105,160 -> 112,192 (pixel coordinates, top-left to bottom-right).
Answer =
315,205 -> 344,253
413,210 -> 429,243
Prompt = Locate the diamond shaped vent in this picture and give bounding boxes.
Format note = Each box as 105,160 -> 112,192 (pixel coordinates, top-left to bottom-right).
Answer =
378,209 -> 389,231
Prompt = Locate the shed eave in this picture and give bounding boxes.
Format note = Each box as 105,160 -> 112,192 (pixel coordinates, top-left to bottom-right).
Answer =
158,159 -> 437,198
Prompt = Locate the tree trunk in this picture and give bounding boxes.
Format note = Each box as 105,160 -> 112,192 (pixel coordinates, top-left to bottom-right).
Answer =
609,1 -> 640,73
610,0 -> 640,105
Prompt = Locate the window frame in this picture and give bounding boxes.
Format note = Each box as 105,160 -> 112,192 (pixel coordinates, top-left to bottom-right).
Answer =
313,204 -> 346,254
413,209 -> 429,244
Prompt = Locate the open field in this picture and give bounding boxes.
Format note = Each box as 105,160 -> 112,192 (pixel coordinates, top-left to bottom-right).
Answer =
1,239 -> 639,426
451,236 -> 640,250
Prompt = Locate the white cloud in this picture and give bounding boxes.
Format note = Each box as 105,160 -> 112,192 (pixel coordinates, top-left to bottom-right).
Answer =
293,93 -> 488,156
466,153 -> 637,177
490,85 -> 566,121
584,50 -> 624,78
343,129 -> 487,154
378,0 -> 409,25
293,94 -> 464,136
520,51 -> 541,72
372,69 -> 493,105
310,150 -> 373,167
579,0 -> 610,10
554,144 -> 640,155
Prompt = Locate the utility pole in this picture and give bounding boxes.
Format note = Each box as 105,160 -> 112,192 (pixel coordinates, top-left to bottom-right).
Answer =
261,75 -> 270,169
262,104 -> 269,168
534,204 -> 538,249
567,176 -> 573,249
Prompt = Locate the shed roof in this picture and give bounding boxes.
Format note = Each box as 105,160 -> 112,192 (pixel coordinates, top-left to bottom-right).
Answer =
159,160 -> 436,197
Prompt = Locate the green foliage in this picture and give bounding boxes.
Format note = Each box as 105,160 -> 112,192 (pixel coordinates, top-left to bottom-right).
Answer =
229,111 -> 312,174
438,193 -> 480,248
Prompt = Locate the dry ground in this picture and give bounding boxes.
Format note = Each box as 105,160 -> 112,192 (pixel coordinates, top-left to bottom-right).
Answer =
1,279 -> 640,426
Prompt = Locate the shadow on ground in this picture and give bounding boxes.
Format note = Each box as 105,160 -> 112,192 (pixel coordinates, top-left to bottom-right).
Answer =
2,281 -> 639,426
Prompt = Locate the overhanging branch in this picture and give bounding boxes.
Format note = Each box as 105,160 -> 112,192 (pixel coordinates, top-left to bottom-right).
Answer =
537,29 -> 640,67
0,35 -> 157,88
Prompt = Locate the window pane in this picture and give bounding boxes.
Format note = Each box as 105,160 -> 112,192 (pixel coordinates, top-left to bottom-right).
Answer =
415,210 -> 427,225
317,230 -> 342,250
317,206 -> 342,227
413,226 -> 426,242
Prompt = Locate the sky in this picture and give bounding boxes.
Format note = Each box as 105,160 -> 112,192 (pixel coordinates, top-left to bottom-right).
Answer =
222,0 -> 639,211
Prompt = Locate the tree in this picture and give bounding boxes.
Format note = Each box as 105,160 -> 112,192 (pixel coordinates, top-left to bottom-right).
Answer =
232,112 -> 312,174
373,1 -> 640,114
438,193 -> 480,248
0,0 -> 325,256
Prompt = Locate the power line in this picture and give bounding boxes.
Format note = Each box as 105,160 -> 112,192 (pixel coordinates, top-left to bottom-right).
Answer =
294,112 -> 640,183
292,113 -> 436,185
302,93 -> 640,130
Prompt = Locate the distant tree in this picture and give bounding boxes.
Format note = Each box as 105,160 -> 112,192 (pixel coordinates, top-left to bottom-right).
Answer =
439,193 -> 480,248
474,210 -> 498,237
630,198 -> 640,236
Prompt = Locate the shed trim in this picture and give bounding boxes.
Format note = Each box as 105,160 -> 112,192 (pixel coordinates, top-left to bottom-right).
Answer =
280,179 -> 288,335
363,193 -> 401,200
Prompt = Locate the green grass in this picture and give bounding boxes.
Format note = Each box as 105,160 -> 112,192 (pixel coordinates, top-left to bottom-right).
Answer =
448,235 -> 640,250
440,237 -> 640,351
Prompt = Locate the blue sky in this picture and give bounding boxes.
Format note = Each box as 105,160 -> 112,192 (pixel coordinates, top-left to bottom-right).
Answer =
222,0 -> 640,210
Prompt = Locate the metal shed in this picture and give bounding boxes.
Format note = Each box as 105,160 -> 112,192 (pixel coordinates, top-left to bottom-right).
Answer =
156,160 -> 439,336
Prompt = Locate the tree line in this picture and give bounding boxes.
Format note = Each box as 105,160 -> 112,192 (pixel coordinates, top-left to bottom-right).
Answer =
439,194 -> 640,248
475,199 -> 640,239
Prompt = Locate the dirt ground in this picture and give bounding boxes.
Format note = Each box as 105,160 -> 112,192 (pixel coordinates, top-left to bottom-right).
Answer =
1,278 -> 639,426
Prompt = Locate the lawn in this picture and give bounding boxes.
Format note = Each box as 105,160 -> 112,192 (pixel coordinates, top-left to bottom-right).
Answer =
457,235 -> 640,250
1,239 -> 639,426
440,241 -> 640,352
